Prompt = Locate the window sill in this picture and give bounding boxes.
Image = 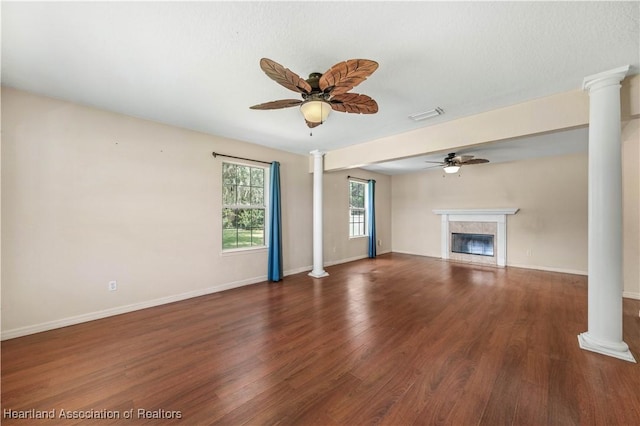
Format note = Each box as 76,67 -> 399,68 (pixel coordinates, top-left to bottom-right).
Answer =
221,246 -> 268,257
349,235 -> 369,240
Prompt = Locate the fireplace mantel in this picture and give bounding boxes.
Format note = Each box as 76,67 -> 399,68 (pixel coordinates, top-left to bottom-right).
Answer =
432,208 -> 519,216
433,208 -> 519,267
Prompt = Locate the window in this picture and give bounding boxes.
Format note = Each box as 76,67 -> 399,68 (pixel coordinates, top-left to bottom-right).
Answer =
349,180 -> 367,237
222,162 -> 267,250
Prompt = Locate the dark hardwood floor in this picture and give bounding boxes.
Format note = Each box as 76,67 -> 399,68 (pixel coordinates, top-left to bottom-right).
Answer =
2,253 -> 640,425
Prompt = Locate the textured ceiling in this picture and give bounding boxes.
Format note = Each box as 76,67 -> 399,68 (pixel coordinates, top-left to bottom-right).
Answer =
2,2 -> 638,170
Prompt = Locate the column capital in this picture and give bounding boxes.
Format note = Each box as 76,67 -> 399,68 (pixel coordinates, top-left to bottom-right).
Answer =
309,150 -> 325,157
583,65 -> 630,92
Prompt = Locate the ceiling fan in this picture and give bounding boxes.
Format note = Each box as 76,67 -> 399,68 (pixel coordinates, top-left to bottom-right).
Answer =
425,152 -> 490,174
250,58 -> 379,128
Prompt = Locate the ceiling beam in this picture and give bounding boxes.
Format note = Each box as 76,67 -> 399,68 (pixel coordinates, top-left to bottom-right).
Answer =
318,74 -> 639,172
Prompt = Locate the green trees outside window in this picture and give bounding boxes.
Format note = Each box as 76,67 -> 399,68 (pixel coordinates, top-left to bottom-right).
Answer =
349,180 -> 367,237
222,163 -> 266,249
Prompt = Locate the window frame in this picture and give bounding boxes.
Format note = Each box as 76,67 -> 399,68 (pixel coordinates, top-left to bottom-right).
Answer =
348,179 -> 369,239
221,160 -> 269,253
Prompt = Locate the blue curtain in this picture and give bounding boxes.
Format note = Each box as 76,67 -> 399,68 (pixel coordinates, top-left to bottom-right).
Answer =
368,179 -> 377,258
268,161 -> 283,281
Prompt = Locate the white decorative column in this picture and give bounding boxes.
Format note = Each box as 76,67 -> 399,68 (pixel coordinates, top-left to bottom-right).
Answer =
578,65 -> 635,362
309,150 -> 328,278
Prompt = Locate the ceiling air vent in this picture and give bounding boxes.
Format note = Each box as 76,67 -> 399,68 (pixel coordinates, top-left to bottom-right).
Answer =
409,107 -> 444,121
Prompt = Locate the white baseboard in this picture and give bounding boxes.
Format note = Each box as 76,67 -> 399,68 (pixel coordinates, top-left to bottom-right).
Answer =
283,265 -> 313,276
1,275 -> 269,341
1,253 -> 391,341
0,264 -> 318,341
390,249 -> 423,256
6,250 -> 605,340
506,262 -> 587,276
324,256 -> 366,267
324,250 -> 390,267
394,252 -> 640,300
393,251 -> 589,276
390,250 -> 440,259
623,291 -> 640,300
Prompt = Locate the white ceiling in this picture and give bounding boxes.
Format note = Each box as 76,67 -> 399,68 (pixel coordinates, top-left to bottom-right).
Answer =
2,2 -> 638,173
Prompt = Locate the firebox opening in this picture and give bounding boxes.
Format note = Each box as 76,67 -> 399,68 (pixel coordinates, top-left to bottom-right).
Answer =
451,233 -> 494,257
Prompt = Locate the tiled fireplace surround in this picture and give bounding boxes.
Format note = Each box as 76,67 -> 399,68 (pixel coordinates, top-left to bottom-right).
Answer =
433,209 -> 519,267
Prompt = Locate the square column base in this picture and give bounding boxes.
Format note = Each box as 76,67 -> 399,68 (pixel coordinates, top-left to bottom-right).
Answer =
578,332 -> 636,363
308,270 -> 329,278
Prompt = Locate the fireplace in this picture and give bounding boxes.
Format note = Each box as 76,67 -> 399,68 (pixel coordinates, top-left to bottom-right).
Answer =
451,233 -> 495,257
433,209 -> 519,267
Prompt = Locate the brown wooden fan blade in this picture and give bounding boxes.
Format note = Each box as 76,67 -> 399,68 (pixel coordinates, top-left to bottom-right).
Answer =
461,158 -> 490,165
250,99 -> 303,110
319,59 -> 378,96
329,93 -> 378,114
259,58 -> 312,94
305,120 -> 322,129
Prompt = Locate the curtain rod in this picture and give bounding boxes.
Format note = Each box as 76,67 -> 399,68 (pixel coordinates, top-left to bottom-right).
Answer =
347,175 -> 375,183
212,152 -> 272,165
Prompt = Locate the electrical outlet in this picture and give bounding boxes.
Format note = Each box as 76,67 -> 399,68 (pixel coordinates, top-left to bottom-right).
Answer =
526,249 -> 532,257
108,280 -> 117,291
377,239 -> 382,247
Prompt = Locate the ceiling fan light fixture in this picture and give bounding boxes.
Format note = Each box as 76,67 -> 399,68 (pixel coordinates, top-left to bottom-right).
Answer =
252,58 -> 378,128
300,100 -> 331,124
443,165 -> 460,174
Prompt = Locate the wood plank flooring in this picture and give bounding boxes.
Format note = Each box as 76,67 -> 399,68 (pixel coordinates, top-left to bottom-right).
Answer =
2,253 -> 640,425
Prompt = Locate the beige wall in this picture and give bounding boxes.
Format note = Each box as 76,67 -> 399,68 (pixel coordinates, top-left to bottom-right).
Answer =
323,169 -> 392,264
2,85 -> 637,338
1,88 -> 394,338
392,125 -> 640,299
1,88 -> 315,336
392,153 -> 589,273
